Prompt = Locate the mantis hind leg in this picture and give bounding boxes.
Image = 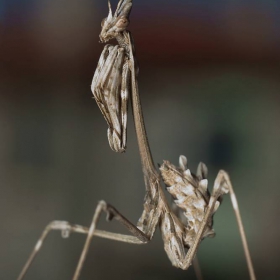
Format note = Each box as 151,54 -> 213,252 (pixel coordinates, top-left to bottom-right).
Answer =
17,201 -> 150,280
221,172 -> 256,280
73,200 -> 149,280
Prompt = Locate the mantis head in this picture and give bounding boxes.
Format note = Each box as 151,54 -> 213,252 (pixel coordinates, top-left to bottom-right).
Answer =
99,0 -> 132,43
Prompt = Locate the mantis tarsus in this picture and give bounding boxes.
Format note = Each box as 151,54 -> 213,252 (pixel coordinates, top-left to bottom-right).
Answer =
18,1 -> 256,279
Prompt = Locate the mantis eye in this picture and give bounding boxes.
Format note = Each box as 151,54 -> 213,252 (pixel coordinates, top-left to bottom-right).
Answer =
101,18 -> 107,27
116,16 -> 129,29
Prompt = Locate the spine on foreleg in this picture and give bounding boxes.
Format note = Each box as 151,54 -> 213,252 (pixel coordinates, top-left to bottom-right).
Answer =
160,156 -> 223,247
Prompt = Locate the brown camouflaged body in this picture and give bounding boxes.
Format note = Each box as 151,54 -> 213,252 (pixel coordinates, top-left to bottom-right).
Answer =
160,157 -> 221,248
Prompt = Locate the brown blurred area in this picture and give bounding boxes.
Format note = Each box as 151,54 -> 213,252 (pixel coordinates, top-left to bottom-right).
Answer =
1,1 -> 280,279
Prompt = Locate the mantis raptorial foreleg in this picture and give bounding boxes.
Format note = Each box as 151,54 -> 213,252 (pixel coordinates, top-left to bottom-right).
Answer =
92,45 -> 117,128
92,45 -> 128,152
120,61 -> 130,150
181,170 -> 231,270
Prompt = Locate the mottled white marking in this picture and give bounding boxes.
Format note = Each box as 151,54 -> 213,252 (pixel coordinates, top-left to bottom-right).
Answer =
193,199 -> 206,210
214,201 -> 220,212
175,176 -> 183,183
231,193 -> 238,210
179,155 -> 187,170
181,184 -> 195,196
199,179 -> 208,192
175,197 -> 187,206
184,169 -> 191,178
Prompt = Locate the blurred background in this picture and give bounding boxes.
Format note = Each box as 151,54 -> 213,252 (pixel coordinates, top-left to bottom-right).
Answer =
1,0 -> 280,279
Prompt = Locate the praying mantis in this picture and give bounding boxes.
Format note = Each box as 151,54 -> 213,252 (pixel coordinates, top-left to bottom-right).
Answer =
18,1 -> 256,279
